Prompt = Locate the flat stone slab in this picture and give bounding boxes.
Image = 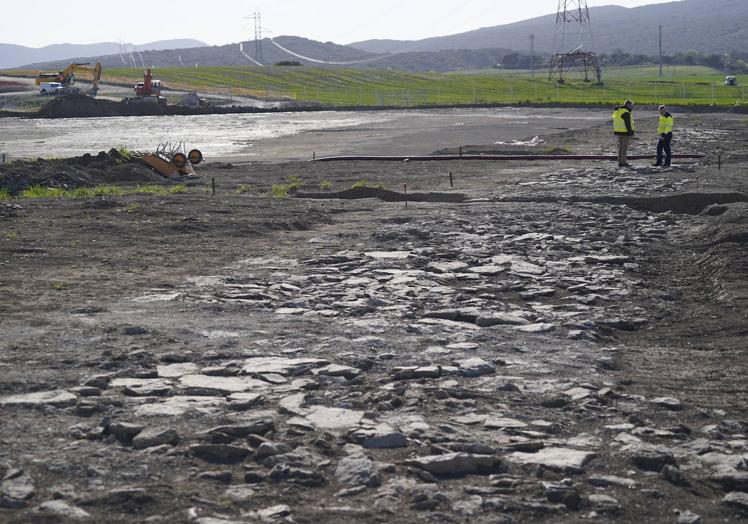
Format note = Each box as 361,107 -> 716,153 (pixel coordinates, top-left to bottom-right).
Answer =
484,417 -> 528,430
515,323 -> 556,333
349,423 -> 408,449
0,390 -> 77,408
408,453 -> 498,476
365,251 -> 410,259
134,396 -> 227,417
456,358 -> 495,377
468,265 -> 508,276
427,261 -> 470,273
303,406 -> 365,431
157,363 -> 201,378
33,500 -> 91,520
179,375 -> 270,395
509,447 -> 596,474
241,357 -> 329,376
476,313 -> 530,327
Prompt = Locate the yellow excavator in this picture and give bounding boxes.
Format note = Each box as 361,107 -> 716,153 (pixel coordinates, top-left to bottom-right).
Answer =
35,62 -> 102,96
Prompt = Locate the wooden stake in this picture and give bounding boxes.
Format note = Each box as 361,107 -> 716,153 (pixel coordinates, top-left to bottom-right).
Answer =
211,177 -> 216,196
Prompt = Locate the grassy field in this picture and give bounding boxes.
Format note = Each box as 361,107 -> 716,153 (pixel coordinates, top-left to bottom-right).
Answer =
3,65 -> 746,108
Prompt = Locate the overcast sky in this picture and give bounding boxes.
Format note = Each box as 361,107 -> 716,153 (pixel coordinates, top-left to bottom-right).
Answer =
3,0 -> 676,48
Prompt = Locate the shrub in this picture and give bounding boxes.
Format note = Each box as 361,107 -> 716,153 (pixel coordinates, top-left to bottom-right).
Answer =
285,175 -> 303,190
271,184 -> 291,198
320,180 -> 332,190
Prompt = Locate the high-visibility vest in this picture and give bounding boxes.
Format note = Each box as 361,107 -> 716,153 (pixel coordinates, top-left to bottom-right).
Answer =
613,107 -> 635,134
658,114 -> 674,135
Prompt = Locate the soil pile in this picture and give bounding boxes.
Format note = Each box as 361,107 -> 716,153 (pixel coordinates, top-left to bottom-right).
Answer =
37,94 -> 173,118
35,93 -> 285,118
0,148 -> 165,194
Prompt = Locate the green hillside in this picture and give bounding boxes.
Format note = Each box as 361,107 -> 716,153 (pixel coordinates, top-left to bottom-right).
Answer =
104,66 -> 748,108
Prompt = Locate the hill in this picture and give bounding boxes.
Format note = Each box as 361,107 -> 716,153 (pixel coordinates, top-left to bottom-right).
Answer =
18,36 -> 380,71
0,39 -> 207,69
350,0 -> 748,56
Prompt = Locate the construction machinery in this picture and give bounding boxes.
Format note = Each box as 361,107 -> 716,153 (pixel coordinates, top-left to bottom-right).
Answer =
139,142 -> 203,178
35,62 -> 102,96
124,68 -> 167,105
725,76 -> 738,86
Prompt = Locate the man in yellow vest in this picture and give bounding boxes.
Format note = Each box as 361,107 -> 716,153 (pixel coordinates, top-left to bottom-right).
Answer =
654,105 -> 674,167
613,100 -> 635,167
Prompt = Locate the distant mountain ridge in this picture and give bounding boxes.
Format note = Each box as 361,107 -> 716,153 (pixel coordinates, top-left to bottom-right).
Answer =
17,37 -> 381,71
350,0 -> 748,56
2,0 -> 746,74
0,39 -> 207,69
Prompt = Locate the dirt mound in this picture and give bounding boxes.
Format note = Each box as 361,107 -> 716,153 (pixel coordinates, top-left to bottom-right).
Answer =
0,149 -> 166,195
37,94 -> 173,118
296,187 -> 466,203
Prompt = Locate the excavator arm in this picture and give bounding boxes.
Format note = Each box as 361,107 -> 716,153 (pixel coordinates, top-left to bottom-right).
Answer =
35,62 -> 103,94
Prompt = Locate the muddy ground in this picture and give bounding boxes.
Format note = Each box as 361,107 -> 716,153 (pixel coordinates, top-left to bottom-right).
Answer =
0,112 -> 747,524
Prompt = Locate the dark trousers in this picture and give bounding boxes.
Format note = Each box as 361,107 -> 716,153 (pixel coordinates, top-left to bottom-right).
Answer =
656,133 -> 672,166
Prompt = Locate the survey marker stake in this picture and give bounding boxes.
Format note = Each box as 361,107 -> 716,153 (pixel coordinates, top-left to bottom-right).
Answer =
212,177 -> 216,196
449,172 -> 454,188
404,183 -> 408,209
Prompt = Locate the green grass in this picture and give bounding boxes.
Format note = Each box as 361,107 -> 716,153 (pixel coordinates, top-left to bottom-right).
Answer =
115,146 -> 132,161
97,65 -> 748,108
351,180 -> 387,190
14,184 -> 187,200
0,188 -> 12,201
271,184 -> 290,198
270,175 -> 305,198
236,184 -> 252,194
1,65 -> 746,107
320,180 -> 332,190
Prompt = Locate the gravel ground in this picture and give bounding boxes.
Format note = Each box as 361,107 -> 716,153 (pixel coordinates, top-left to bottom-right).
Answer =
0,111 -> 747,524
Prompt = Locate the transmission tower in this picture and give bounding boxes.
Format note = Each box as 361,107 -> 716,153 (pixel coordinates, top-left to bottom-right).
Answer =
550,0 -> 602,84
245,10 -> 264,63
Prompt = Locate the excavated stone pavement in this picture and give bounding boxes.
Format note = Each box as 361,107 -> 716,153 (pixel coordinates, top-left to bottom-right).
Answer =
1,117 -> 747,523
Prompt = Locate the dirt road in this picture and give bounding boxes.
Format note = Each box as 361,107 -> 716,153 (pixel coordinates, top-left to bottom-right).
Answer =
0,111 -> 747,523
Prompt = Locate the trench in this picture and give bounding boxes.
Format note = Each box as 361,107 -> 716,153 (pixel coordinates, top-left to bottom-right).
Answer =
296,188 -> 748,216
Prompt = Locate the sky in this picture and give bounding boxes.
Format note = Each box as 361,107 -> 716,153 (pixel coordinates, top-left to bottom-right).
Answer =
3,0 -> 677,48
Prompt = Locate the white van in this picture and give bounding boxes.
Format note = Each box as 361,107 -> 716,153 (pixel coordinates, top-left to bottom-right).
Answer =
39,82 -> 64,95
